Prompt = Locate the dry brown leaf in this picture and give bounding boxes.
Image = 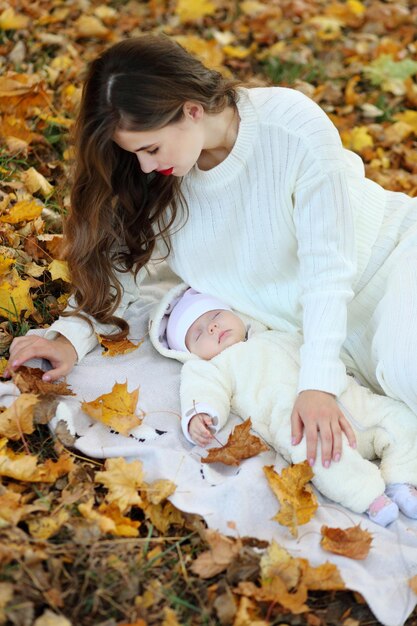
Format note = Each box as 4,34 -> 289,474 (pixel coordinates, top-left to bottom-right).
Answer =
81,381 -> 142,435
191,529 -> 242,578
202,418 -> 269,466
94,457 -> 144,512
99,336 -> 142,357
320,525 -> 373,560
0,393 -> 38,440
12,366 -> 74,396
264,462 -> 318,537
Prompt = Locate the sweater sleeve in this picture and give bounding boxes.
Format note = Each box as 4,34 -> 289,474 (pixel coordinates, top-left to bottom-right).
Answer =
44,265 -> 146,362
180,359 -> 232,440
293,167 -> 356,396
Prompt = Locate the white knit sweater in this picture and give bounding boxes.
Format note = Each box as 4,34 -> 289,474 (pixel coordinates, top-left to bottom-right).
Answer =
47,87 -> 417,396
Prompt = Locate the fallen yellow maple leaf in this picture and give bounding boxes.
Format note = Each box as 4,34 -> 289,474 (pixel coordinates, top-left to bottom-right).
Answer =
0,199 -> 43,224
145,500 -> 184,533
173,35 -> 224,70
264,462 -> 318,537
341,126 -> 374,152
94,457 -> 144,512
0,439 -> 74,483
235,539 -> 344,613
0,7 -> 29,29
0,255 -> 14,277
28,508 -> 70,540
0,268 -> 35,320
191,529 -> 242,578
145,478 -> 176,505
48,259 -> 71,283
78,499 -> 140,537
320,524 -> 373,560
175,0 -> 216,23
0,489 -> 47,526
81,381 -> 142,435
202,418 -> 269,466
0,393 -> 38,440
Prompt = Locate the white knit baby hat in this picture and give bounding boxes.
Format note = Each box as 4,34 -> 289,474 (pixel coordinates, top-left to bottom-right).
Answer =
166,288 -> 231,352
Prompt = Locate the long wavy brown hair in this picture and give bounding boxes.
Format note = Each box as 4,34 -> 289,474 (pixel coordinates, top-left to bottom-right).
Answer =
63,34 -> 240,337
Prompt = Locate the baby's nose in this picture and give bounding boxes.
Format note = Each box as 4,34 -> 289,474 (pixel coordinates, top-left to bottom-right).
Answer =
208,322 -> 218,333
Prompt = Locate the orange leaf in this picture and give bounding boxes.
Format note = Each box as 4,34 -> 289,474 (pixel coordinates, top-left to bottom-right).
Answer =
98,336 -> 142,357
264,462 -> 318,537
81,381 -> 142,435
202,418 -> 269,466
320,525 -> 373,560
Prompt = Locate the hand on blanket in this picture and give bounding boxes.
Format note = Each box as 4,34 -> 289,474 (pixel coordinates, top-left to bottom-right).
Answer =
5,334 -> 77,382
189,413 -> 215,447
291,390 -> 356,468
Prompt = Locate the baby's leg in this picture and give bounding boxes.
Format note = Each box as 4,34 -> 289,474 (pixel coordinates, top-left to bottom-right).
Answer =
340,372 -> 417,519
274,419 -> 386,515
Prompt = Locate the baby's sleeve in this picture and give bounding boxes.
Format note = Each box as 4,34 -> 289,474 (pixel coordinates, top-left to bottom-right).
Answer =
180,359 -> 233,443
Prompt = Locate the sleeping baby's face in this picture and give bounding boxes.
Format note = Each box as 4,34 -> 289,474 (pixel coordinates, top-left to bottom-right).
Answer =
185,309 -> 246,360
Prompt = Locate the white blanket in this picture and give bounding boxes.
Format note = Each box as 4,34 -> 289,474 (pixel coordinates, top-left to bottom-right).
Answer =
2,262 -> 417,626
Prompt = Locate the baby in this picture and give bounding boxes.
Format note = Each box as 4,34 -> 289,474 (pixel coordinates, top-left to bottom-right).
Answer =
150,286 -> 417,527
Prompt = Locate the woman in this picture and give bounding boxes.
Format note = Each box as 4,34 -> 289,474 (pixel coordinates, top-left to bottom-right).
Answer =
7,35 -> 417,470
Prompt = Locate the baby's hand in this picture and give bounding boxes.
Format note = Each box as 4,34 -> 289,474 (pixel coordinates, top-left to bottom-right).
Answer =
188,413 -> 214,447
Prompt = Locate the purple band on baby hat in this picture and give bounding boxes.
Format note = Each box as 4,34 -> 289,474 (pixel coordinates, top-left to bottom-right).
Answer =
166,288 -> 232,352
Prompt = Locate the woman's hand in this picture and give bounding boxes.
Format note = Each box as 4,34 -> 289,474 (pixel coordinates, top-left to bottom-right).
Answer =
188,413 -> 214,447
5,334 -> 78,382
291,389 -> 356,468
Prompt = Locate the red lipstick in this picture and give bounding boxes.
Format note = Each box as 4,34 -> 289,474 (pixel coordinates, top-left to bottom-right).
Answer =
158,167 -> 173,176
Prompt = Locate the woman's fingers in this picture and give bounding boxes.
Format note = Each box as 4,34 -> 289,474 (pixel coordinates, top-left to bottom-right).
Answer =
290,408 -> 304,445
6,335 -> 77,381
339,413 -> 357,449
304,419 -> 319,467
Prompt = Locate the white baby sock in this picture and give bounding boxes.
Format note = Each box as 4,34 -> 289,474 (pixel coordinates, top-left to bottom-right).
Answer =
366,494 -> 399,527
386,483 -> 417,519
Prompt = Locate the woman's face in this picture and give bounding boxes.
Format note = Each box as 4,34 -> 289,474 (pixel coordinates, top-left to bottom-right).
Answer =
113,102 -> 206,177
